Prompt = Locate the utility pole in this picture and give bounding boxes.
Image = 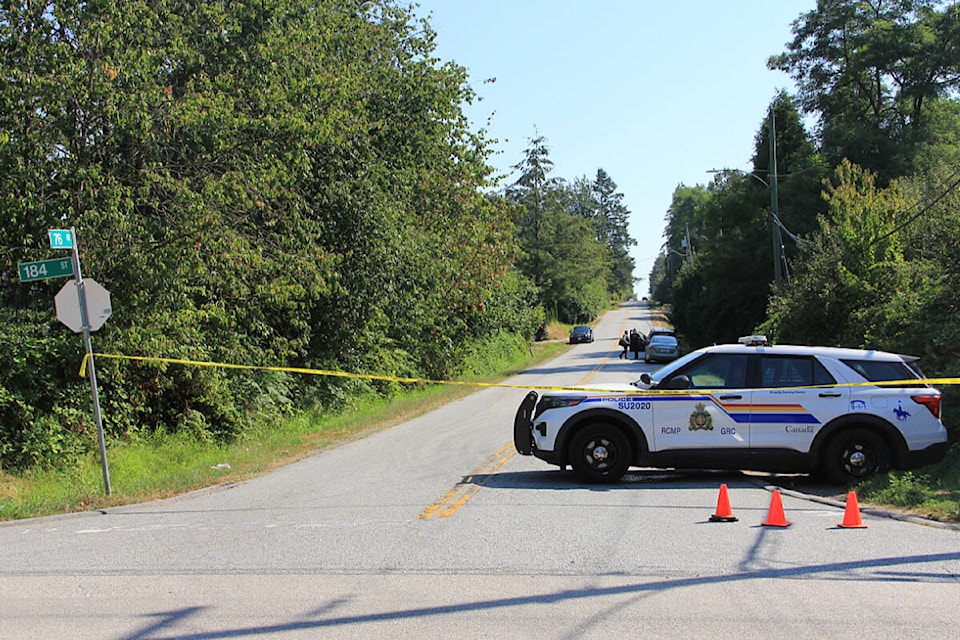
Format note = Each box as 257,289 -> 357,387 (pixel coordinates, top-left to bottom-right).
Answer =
768,109 -> 782,286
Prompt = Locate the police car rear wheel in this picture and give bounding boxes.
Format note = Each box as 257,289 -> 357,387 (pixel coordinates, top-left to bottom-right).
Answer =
569,424 -> 632,484
823,428 -> 890,484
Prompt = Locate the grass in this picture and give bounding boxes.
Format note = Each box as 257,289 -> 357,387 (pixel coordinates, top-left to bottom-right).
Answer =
0,339 -> 569,522
857,453 -> 960,523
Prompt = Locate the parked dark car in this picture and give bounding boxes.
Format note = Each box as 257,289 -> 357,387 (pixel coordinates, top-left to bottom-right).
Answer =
569,325 -> 594,344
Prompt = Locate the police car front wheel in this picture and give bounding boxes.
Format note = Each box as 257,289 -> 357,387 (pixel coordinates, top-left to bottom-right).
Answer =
569,424 -> 632,484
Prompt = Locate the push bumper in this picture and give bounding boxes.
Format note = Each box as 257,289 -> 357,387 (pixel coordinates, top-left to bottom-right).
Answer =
513,391 -> 539,455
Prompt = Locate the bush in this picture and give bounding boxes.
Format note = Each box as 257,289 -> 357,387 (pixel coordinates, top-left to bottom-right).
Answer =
455,331 -> 530,380
0,309 -> 94,470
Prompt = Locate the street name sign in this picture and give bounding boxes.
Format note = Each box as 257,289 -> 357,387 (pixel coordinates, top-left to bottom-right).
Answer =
48,229 -> 74,249
18,258 -> 74,282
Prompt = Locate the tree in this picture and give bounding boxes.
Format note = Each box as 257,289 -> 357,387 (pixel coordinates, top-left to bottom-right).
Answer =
591,169 -> 636,297
769,0 -> 960,181
0,0 -> 521,468
537,207 -> 610,323
761,160 -> 910,346
892,164 -> 960,375
507,134 -> 562,293
505,136 -> 637,322
664,96 -> 825,347
652,184 -> 706,303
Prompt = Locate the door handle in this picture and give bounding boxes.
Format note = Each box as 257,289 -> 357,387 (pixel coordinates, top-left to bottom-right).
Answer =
719,394 -> 743,400
819,392 -> 842,398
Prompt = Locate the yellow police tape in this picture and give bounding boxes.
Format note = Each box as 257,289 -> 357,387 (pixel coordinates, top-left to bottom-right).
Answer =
79,353 -> 960,394
79,353 -> 589,392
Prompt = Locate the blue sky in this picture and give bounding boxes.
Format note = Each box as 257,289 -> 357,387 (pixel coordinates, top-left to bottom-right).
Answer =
411,0 -> 817,293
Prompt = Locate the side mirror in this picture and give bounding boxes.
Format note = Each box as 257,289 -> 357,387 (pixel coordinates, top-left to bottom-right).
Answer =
659,375 -> 691,390
639,373 -> 652,386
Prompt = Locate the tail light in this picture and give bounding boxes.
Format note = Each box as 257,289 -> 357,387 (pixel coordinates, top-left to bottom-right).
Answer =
911,394 -> 941,419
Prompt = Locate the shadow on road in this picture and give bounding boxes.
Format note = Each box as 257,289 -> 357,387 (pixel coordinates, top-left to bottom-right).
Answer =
468,468 -> 752,492
121,549 -> 960,638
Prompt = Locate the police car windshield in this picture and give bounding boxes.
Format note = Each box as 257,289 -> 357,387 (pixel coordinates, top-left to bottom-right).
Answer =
640,350 -> 702,385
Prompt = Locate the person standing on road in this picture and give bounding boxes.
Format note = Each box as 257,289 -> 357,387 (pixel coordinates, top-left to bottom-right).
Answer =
629,329 -> 643,360
618,331 -> 629,359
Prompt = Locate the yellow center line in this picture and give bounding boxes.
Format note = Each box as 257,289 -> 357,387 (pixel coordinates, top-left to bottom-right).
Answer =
417,442 -> 516,520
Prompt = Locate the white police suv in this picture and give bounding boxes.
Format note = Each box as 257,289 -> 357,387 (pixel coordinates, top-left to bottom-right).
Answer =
513,336 -> 950,484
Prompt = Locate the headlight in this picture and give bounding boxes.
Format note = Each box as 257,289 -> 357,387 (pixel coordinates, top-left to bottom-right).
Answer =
535,395 -> 586,417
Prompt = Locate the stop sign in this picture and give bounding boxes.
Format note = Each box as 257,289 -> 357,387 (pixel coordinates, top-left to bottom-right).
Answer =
55,279 -> 112,333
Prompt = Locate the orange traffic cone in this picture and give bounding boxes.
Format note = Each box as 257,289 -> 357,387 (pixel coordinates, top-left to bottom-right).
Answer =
709,483 -> 738,522
762,489 -> 791,527
838,490 -> 868,528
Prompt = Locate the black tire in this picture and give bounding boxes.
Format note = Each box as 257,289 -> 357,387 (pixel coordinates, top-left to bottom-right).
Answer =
568,424 -> 632,483
821,428 -> 891,484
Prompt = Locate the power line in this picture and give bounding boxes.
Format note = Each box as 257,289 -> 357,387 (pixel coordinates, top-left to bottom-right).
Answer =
869,165 -> 960,246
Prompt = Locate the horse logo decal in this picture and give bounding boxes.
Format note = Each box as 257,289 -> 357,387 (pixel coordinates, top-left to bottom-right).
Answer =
893,402 -> 911,422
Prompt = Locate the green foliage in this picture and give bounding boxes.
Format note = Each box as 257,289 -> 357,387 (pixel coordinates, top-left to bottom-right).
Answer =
0,0 -> 532,471
591,169 -> 636,297
761,161 -> 910,346
859,450 -> 960,522
769,0 -> 960,182
664,96 -> 826,348
0,309 -> 93,469
507,135 -> 636,323
453,330 -> 531,380
862,471 -> 930,507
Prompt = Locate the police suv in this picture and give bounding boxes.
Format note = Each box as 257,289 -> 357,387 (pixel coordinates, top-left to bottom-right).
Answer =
513,336 -> 949,484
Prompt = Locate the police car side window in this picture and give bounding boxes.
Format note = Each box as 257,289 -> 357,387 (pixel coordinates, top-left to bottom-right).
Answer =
760,356 -> 836,388
683,354 -> 749,389
840,359 -> 917,385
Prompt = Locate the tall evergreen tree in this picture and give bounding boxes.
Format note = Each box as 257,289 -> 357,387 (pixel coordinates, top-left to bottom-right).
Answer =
507,134 -> 560,292
592,169 -> 636,297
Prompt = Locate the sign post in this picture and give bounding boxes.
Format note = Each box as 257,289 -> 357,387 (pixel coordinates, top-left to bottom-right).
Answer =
65,229 -> 112,496
19,228 -> 112,494
26,227 -> 112,496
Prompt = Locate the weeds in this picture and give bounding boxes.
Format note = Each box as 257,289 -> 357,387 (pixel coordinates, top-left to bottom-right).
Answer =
0,338 -> 567,521
858,448 -> 960,522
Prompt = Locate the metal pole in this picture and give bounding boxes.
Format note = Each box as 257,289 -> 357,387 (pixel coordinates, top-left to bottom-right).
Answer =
69,227 -> 111,496
768,110 -> 782,286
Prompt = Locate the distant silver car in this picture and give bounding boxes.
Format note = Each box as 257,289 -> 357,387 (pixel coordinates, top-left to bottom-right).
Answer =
644,334 -> 679,363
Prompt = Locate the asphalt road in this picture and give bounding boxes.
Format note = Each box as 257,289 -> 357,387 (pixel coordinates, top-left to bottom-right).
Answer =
2,301 -> 958,639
